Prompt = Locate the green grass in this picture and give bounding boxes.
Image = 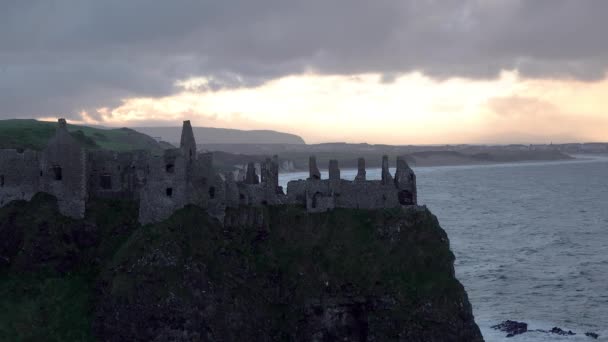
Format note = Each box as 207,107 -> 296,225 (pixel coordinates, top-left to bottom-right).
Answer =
0,274 -> 93,342
0,194 -> 141,341
0,119 -> 166,152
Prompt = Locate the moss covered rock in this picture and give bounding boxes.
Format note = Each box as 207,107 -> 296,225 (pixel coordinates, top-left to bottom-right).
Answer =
0,194 -> 482,341
94,205 -> 483,341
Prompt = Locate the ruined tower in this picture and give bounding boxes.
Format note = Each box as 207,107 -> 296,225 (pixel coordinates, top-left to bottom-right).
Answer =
394,157 -> 417,205
309,156 -> 321,180
328,159 -> 340,192
39,118 -> 87,218
245,162 -> 260,184
355,158 -> 366,181
180,120 -> 197,162
381,155 -> 393,185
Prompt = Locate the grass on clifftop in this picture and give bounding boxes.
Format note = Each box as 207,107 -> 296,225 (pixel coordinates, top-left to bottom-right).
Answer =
0,274 -> 93,341
0,119 -> 168,152
0,194 -> 140,342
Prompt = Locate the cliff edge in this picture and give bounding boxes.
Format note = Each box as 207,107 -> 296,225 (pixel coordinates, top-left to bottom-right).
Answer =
0,195 -> 483,341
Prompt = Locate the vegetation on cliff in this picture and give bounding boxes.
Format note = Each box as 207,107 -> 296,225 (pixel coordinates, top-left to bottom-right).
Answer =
0,119 -> 170,152
0,194 -> 483,341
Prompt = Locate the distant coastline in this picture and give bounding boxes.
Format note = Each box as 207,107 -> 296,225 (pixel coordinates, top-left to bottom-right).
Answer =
214,148 -> 578,172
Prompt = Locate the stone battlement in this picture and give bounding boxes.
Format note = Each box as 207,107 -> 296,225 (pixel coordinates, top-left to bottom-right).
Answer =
0,119 -> 418,224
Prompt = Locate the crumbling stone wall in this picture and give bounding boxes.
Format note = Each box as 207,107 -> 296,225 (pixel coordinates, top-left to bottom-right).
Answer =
0,118 -> 419,225
0,149 -> 39,207
286,156 -> 417,212
138,149 -> 189,224
138,123 -> 226,224
88,150 -> 148,200
236,157 -> 286,207
39,119 -> 87,218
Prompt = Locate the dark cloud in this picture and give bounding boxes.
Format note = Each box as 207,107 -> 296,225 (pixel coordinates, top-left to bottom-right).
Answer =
1,0 -> 607,119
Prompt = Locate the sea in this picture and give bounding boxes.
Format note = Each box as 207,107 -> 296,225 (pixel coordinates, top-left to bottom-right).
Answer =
279,155 -> 608,341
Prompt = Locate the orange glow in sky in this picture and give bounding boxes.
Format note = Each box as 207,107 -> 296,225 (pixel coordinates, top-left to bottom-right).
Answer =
54,71 -> 608,145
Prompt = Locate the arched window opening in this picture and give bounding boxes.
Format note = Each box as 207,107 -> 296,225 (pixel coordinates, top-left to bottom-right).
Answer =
208,186 -> 216,199
100,173 -> 112,190
166,188 -> 173,197
52,165 -> 62,181
166,164 -> 175,173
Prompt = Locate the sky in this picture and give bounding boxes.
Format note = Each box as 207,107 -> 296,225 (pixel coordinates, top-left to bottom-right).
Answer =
2,0 -> 607,144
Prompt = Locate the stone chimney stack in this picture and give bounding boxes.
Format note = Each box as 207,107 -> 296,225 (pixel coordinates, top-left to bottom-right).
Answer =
58,118 -> 68,130
54,118 -> 73,141
355,157 -> 366,181
328,160 -> 340,181
395,157 -> 417,205
180,120 -> 197,160
309,156 -> 321,180
329,159 -> 340,192
381,155 -> 393,185
245,162 -> 260,184
271,155 -> 280,193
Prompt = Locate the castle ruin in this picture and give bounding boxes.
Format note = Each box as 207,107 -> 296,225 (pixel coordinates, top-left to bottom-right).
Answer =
0,119 -> 417,224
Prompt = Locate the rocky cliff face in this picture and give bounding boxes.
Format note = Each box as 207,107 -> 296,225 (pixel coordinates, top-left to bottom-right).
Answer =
0,194 -> 483,341
95,206 -> 482,341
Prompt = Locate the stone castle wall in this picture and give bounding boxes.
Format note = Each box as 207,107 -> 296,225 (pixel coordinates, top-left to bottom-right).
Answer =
0,149 -> 40,207
0,119 -> 419,224
87,150 -> 149,200
286,156 -> 417,213
39,119 -> 88,218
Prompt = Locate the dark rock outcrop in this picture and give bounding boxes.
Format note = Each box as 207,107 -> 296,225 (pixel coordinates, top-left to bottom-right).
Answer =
0,194 -> 483,341
94,205 -> 484,341
546,327 -> 576,336
586,332 -> 600,339
491,320 -> 528,337
493,320 -> 600,339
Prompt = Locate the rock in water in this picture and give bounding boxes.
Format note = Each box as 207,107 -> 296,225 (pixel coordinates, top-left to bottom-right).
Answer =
492,320 -> 528,337
585,332 -> 600,339
549,327 -> 576,336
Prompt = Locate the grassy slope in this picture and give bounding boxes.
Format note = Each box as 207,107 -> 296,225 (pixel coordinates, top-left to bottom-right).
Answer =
0,119 -> 166,152
0,194 -> 139,341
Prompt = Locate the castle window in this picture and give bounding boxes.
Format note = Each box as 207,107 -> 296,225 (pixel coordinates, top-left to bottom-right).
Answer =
208,186 -> 215,199
166,164 -> 175,173
166,187 -> 173,197
52,165 -> 62,181
311,192 -> 322,209
40,171 -> 43,177
100,173 -> 112,190
0,175 -> 4,187
398,190 -> 413,205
